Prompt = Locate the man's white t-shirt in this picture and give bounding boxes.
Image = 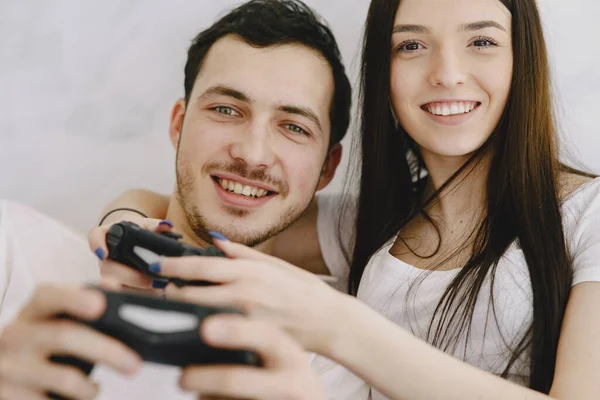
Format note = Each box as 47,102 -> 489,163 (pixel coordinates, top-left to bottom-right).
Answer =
0,201 -> 100,327
314,177 -> 600,400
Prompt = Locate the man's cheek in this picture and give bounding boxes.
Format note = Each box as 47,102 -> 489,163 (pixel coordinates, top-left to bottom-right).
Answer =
291,163 -> 321,194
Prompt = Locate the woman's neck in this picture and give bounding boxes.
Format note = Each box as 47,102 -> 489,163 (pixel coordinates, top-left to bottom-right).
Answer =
420,148 -> 490,222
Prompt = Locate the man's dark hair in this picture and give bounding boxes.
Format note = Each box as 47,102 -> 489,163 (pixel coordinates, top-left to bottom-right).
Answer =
183,0 -> 352,145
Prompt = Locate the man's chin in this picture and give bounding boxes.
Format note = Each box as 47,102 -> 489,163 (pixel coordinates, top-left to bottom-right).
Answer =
220,205 -> 253,219
208,227 -> 276,248
184,200 -> 306,248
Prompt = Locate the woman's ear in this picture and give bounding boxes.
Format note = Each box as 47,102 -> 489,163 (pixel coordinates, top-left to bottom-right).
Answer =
316,143 -> 343,191
169,99 -> 186,150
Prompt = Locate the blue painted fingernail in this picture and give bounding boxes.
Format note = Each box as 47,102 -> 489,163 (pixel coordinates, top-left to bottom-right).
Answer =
95,248 -> 106,260
148,262 -> 161,274
152,280 -> 167,289
159,220 -> 173,228
208,231 -> 229,241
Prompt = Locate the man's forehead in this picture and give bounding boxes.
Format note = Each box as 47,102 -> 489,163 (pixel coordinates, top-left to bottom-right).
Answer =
193,35 -> 334,114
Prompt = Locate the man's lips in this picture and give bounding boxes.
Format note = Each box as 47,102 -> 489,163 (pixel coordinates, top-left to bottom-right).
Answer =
212,173 -> 279,194
212,177 -> 276,208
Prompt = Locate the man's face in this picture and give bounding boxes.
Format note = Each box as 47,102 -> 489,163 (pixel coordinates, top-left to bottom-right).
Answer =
170,35 -> 338,246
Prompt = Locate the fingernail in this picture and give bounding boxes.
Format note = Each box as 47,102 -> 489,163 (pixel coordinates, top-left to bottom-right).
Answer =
94,248 -> 106,260
148,262 -> 161,274
208,231 -> 229,241
159,219 -> 173,228
152,279 -> 167,289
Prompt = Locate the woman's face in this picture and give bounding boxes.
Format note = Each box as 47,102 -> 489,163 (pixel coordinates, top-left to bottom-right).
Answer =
390,0 -> 513,161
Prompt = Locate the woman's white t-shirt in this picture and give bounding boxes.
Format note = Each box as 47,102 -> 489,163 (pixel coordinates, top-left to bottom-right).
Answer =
314,177 -> 600,400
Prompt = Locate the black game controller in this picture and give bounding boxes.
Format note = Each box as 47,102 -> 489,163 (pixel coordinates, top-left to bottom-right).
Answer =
49,288 -> 261,400
105,221 -> 225,286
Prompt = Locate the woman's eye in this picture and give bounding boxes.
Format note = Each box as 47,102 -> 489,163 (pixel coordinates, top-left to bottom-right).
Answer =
213,106 -> 239,116
472,38 -> 498,48
398,41 -> 423,53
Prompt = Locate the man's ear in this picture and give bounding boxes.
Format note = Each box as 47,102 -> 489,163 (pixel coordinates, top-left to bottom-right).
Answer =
169,99 -> 186,150
316,143 -> 343,191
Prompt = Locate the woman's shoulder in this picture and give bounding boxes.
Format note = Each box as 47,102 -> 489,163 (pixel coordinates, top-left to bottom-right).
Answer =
556,174 -> 600,285
558,172 -> 600,246
558,172 -> 598,201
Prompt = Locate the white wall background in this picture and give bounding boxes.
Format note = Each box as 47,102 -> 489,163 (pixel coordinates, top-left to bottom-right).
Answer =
1,0 -> 599,232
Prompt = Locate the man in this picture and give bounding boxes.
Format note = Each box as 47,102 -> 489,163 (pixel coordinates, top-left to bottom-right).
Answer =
0,0 -> 351,398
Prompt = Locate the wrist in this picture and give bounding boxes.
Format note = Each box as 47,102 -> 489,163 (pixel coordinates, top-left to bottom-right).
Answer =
99,208 -> 148,226
317,291 -> 362,359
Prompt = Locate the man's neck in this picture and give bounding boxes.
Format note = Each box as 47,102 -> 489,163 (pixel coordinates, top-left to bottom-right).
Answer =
165,197 -> 276,254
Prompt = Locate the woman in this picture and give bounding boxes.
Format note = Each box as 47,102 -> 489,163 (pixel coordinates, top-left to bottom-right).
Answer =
95,0 -> 600,398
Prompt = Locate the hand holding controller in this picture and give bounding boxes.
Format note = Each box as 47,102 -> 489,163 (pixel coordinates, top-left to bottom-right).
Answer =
105,221 -> 225,287
49,287 -> 260,400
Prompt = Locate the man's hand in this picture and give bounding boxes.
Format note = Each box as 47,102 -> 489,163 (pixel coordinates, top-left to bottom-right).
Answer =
0,285 -> 141,399
181,314 -> 325,400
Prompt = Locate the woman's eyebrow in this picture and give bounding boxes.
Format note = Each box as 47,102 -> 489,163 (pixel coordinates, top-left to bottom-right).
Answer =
392,20 -> 507,35
393,24 -> 429,34
460,20 -> 507,33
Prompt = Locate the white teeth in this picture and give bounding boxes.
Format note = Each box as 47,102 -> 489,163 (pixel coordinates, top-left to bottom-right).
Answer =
426,101 -> 478,116
217,178 -> 270,198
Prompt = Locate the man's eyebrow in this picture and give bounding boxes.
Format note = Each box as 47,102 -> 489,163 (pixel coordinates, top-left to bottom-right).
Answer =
460,20 -> 507,33
278,105 -> 322,132
393,24 -> 429,34
392,20 -> 507,35
198,85 -> 252,102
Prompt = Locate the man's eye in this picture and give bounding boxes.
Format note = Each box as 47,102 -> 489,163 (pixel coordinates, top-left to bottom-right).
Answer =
213,106 -> 239,116
284,124 -> 309,136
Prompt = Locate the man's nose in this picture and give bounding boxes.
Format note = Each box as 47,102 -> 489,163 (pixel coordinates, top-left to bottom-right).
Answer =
228,121 -> 276,168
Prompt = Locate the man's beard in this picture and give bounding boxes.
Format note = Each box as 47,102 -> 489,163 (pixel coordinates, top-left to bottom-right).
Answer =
175,156 -> 311,247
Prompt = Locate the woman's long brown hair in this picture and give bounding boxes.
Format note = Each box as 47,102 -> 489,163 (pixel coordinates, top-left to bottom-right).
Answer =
345,0 -> 596,393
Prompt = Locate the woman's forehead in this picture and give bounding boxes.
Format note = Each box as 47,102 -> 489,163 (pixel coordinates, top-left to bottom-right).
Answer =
393,0 -> 511,29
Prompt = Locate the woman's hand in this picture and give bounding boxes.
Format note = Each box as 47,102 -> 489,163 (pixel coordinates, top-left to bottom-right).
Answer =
158,238 -> 349,355
181,314 -> 325,400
